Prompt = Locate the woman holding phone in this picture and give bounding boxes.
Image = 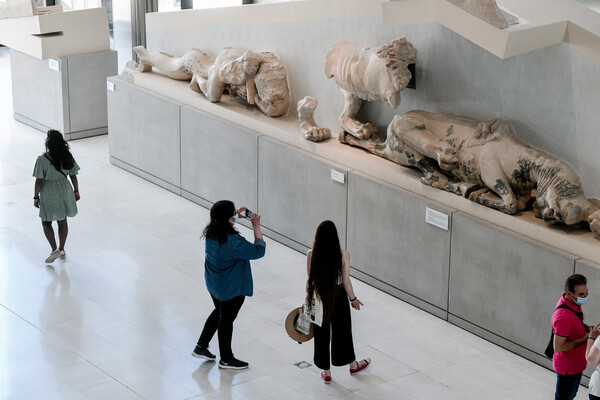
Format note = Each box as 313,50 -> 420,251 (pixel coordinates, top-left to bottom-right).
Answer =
192,200 -> 265,369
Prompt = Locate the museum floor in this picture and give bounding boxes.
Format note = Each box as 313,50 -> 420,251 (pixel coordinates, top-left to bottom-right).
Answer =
0,46 -> 588,400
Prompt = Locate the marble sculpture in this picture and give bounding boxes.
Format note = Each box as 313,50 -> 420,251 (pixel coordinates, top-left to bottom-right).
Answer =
325,37 -> 417,140
129,46 -> 291,118
298,96 -> 331,142
340,110 -> 600,237
131,46 -> 214,81
591,210 -> 600,240
447,0 -> 518,29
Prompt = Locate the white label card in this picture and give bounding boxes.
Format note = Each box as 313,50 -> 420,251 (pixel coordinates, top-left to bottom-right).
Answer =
330,169 -> 345,184
48,59 -> 60,71
425,207 -> 449,231
107,81 -> 115,92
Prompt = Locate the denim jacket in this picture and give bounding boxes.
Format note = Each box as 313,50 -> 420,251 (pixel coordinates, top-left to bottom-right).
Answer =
204,233 -> 266,301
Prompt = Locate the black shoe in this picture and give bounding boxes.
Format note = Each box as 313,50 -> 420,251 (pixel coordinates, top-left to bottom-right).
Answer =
192,346 -> 216,361
218,357 -> 249,370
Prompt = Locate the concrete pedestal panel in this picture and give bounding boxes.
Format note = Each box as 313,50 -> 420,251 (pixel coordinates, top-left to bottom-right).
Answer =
11,49 -> 117,140
258,137 -> 350,250
107,77 -> 182,191
180,106 -> 260,211
576,259 -> 600,328
347,171 -> 454,317
449,212 -> 577,356
67,51 -> 118,134
11,49 -> 67,133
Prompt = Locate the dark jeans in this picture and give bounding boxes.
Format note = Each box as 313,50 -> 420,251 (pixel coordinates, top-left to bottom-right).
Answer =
313,290 -> 356,370
555,372 -> 582,400
196,294 -> 245,361
590,394 -> 600,400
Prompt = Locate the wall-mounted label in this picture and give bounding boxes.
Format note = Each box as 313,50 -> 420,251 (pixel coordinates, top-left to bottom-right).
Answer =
425,207 -> 449,231
48,59 -> 60,71
330,169 -> 345,184
107,81 -> 115,92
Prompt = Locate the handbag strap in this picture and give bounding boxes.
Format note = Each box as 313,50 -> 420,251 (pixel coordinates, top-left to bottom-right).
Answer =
554,302 -> 585,329
44,154 -> 68,179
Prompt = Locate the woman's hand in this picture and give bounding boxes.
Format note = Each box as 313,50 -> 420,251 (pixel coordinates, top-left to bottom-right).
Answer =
350,298 -> 363,310
250,212 -> 261,228
250,212 -> 263,240
589,323 -> 600,340
74,190 -> 80,201
34,198 -> 40,208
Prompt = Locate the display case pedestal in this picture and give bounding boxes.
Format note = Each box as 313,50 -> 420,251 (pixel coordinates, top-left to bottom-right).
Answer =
11,49 -> 117,140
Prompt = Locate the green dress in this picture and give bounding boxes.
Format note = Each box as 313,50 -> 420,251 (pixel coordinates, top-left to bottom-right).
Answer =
32,154 -> 80,222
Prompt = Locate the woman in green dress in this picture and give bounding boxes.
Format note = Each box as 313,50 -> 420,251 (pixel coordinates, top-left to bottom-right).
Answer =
33,130 -> 80,263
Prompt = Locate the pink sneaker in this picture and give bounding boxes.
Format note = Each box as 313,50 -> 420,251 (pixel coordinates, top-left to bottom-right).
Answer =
321,371 -> 331,384
350,358 -> 371,375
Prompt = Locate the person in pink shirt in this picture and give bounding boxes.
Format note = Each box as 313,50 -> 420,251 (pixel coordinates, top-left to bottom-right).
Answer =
552,274 -> 594,400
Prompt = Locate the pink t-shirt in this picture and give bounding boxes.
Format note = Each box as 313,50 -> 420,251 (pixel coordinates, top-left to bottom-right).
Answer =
552,296 -> 587,375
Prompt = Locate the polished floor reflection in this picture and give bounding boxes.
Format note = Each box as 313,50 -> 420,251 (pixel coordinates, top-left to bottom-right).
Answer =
0,47 -> 587,399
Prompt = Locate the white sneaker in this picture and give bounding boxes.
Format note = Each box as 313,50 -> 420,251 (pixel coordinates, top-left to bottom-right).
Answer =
45,250 -> 61,263
59,250 -> 66,259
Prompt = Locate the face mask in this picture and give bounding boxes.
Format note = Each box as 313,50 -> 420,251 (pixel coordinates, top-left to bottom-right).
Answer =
576,297 -> 588,306
231,214 -> 238,225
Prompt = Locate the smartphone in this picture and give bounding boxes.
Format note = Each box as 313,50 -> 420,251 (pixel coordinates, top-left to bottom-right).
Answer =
245,209 -> 253,219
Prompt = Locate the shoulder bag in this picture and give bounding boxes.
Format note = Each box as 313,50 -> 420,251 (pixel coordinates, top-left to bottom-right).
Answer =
544,303 -> 585,359
303,292 -> 323,327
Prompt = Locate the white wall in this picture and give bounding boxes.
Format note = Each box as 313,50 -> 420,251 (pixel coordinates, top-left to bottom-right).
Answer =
192,0 -> 239,8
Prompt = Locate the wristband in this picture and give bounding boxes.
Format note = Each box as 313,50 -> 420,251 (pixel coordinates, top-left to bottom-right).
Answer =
33,196 -> 39,199
590,337 -> 597,341
349,297 -> 357,302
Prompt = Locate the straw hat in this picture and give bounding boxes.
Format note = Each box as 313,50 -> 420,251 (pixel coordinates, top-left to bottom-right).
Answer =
285,307 -> 314,343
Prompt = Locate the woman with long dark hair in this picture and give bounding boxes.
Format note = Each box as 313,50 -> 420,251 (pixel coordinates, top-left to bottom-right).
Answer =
32,130 -> 80,263
306,220 -> 370,383
192,200 -> 266,369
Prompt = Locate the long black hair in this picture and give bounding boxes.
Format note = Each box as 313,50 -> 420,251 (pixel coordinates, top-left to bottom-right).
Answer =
45,130 -> 75,170
306,220 -> 342,321
203,200 -> 238,245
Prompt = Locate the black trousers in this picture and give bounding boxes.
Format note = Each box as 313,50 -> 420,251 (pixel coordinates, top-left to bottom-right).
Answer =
313,289 -> 356,370
555,372 -> 582,400
196,294 -> 245,361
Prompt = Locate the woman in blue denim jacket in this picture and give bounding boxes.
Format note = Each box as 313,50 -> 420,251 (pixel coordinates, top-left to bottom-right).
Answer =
192,200 -> 266,369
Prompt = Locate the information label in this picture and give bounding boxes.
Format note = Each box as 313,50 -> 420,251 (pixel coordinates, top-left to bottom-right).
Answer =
48,59 -> 60,71
330,169 -> 345,184
425,207 -> 449,231
106,81 -> 115,92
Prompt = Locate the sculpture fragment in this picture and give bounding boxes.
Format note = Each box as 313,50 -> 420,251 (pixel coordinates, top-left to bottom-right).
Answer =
297,96 -> 331,142
127,46 -> 291,118
130,46 -> 214,81
325,38 -> 416,139
447,0 -> 518,29
192,48 -> 291,118
591,210 -> 600,240
340,110 -> 600,238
